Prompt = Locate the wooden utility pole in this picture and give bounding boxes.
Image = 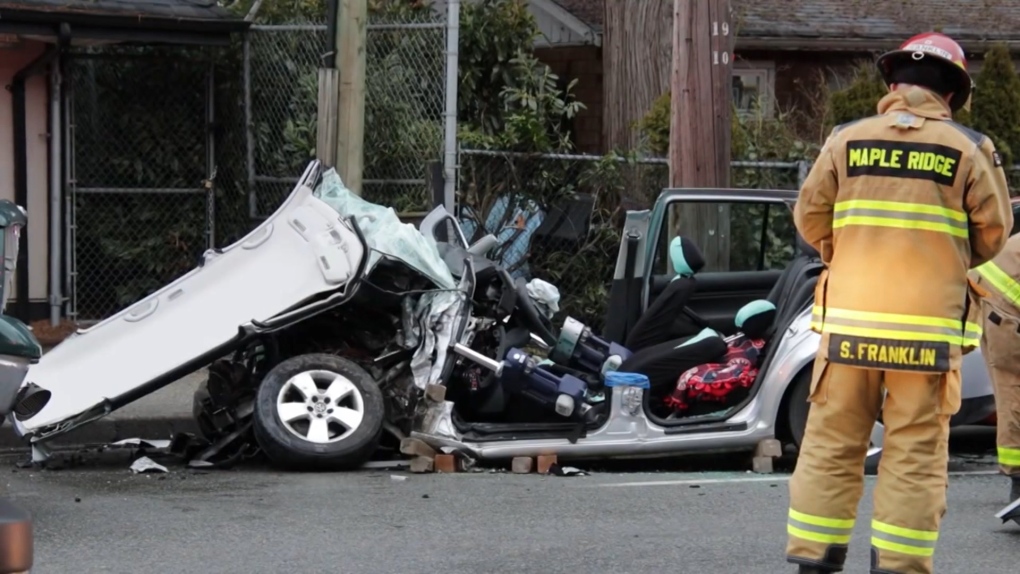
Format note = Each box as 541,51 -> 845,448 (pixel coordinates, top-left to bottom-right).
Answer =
603,0 -> 674,153
334,0 -> 368,195
668,0 -> 733,269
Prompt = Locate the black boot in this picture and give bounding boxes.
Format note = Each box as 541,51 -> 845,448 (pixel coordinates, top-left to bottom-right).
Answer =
1010,476 -> 1020,503
798,566 -> 837,574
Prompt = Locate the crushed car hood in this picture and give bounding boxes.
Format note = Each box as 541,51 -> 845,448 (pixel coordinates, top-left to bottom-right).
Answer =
315,168 -> 463,390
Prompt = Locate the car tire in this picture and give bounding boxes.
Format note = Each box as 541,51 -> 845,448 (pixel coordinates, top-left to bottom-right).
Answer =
786,364 -> 884,475
253,353 -> 385,471
787,368 -> 811,449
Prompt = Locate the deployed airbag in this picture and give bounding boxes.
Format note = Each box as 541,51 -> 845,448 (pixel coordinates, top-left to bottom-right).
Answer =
314,168 -> 455,291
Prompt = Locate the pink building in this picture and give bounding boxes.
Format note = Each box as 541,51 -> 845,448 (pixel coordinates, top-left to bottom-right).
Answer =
0,1 -> 247,325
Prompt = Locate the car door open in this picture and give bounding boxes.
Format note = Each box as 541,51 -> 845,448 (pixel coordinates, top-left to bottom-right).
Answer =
642,191 -> 800,337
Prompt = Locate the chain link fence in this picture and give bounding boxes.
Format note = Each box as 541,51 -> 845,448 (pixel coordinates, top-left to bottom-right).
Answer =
456,148 -> 809,331
245,21 -> 327,218
67,48 -> 215,322
245,6 -> 449,218
60,4 -> 453,324
363,11 -> 447,213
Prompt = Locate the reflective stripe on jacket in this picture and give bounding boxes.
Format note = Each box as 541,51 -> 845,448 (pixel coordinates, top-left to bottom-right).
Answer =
969,233 -> 1020,313
796,87 -> 1013,373
833,199 -> 969,238
810,306 -> 981,347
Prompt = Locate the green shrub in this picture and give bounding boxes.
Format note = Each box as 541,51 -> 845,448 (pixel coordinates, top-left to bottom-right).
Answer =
636,92 -> 818,175
636,92 -> 750,159
823,62 -> 888,131
821,60 -> 979,131
971,43 -> 1020,165
818,48 -> 1020,167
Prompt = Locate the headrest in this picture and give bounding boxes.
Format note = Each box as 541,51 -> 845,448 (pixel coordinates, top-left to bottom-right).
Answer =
735,299 -> 777,339
669,235 -> 706,277
673,327 -> 721,349
796,234 -> 819,258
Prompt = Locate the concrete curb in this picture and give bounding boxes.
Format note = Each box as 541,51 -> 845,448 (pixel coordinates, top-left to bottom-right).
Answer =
0,416 -> 199,451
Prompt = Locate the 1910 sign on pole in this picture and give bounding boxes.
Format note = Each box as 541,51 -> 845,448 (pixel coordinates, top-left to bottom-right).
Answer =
668,0 -> 734,270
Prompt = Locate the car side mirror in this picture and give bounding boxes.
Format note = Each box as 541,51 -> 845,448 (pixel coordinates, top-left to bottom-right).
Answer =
0,201 -> 27,315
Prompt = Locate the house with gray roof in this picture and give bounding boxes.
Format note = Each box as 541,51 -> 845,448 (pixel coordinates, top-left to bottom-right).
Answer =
523,0 -> 1020,153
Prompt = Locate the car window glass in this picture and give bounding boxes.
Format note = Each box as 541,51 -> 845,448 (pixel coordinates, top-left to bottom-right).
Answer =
653,200 -> 797,274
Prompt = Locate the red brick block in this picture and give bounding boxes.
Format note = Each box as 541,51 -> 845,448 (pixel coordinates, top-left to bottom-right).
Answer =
434,454 -> 457,473
537,454 -> 558,474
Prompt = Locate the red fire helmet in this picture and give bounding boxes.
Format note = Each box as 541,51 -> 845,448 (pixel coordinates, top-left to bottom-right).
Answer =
875,32 -> 973,112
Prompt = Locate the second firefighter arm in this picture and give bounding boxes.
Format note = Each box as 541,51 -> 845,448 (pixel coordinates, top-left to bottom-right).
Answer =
965,138 -> 1013,268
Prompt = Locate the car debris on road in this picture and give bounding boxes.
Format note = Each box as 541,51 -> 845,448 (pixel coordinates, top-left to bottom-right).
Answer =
129,456 -> 168,474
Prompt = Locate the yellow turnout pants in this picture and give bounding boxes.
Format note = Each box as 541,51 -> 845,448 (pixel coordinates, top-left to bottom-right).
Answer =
978,299 -> 1020,476
786,358 -> 961,574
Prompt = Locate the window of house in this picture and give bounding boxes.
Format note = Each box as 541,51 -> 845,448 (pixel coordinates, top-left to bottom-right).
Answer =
652,199 -> 797,274
733,62 -> 776,119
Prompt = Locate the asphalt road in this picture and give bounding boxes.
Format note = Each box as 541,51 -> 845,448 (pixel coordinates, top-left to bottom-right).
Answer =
1,435 -> 1017,574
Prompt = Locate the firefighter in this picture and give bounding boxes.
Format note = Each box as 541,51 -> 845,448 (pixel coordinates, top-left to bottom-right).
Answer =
969,233 -> 1020,504
785,32 -> 1014,574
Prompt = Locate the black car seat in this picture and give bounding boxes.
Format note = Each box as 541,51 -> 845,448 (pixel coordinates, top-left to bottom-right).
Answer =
625,235 -> 706,352
618,327 -> 728,391
766,234 -> 819,308
752,236 -> 824,381
761,234 -> 823,342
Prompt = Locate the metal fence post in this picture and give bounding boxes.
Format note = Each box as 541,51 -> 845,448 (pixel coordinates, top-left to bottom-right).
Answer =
243,33 -> 256,220
797,160 -> 810,189
48,51 -> 64,326
442,0 -> 460,213
205,62 -> 217,250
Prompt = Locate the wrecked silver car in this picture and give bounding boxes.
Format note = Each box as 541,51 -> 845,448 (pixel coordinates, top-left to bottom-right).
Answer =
13,160 -> 995,472
12,161 -> 570,468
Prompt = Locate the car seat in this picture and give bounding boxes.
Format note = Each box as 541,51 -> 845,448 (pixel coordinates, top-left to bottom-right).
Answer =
613,298 -> 777,415
761,234 -> 823,342
766,234 -> 819,306
751,237 -> 824,381
664,299 -> 777,415
625,235 -> 706,352
617,327 -> 728,391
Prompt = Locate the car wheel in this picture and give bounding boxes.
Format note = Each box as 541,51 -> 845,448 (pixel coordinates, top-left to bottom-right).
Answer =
787,368 -> 811,448
253,353 -> 384,471
786,365 -> 884,475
